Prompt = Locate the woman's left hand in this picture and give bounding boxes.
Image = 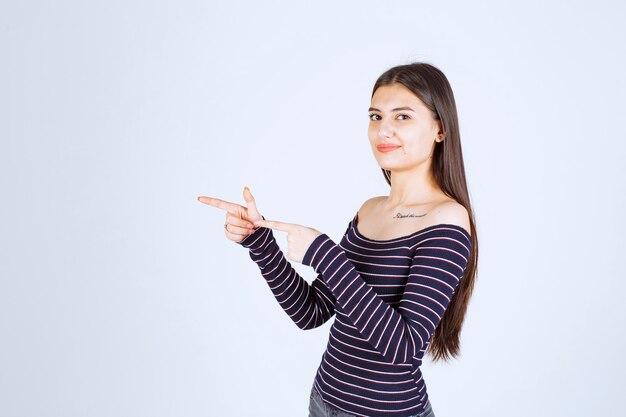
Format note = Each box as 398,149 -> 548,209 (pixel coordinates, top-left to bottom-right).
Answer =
253,218 -> 322,264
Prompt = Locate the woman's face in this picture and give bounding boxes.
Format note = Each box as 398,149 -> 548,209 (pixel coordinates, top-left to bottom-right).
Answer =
368,83 -> 442,173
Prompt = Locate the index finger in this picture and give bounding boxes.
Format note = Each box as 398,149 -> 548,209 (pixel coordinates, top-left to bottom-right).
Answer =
254,219 -> 297,233
197,196 -> 241,212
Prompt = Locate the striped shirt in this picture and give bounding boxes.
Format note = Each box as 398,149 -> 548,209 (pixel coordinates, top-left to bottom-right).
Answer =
239,211 -> 471,417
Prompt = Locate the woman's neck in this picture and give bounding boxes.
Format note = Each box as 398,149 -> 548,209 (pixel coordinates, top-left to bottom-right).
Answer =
385,166 -> 441,208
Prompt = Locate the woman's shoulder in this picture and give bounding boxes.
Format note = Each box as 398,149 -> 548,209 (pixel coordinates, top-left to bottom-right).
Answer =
430,199 -> 472,237
362,195 -> 386,207
356,196 -> 386,217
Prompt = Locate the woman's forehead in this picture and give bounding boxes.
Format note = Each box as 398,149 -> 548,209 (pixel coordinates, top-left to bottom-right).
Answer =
371,84 -> 427,112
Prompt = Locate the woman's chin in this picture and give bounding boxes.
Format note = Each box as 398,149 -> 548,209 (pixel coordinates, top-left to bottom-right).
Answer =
378,164 -> 398,172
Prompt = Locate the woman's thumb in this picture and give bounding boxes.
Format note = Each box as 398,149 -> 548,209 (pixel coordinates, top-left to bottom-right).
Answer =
243,186 -> 260,217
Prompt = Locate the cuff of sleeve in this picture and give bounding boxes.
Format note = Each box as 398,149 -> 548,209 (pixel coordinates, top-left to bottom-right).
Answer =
238,215 -> 269,250
302,233 -> 333,270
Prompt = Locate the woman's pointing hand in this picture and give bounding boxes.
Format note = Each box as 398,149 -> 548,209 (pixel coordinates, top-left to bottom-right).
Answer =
253,218 -> 322,264
197,186 -> 263,244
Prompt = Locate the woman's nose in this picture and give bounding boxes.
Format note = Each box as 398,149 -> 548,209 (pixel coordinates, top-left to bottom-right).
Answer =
379,124 -> 394,138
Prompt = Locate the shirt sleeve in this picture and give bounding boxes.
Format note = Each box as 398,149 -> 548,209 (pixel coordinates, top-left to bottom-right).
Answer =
301,226 -> 471,367
236,218 -> 353,330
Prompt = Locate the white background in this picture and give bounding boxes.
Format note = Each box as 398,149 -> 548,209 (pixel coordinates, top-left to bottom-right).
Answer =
1,1 -> 625,416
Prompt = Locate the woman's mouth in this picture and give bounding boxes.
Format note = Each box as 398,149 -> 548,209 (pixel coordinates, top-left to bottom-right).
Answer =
377,145 -> 401,153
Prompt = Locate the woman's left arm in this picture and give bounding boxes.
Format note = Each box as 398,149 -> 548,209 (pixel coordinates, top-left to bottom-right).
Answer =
301,227 -> 471,366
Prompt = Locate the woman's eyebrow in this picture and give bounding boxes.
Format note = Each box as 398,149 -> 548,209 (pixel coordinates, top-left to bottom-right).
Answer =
368,106 -> 415,112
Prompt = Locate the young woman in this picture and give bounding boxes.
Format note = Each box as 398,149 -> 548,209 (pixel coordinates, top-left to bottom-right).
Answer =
198,62 -> 478,417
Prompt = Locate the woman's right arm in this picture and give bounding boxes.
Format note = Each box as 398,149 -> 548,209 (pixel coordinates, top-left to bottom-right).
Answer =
197,187 -> 337,329
238,223 -> 337,330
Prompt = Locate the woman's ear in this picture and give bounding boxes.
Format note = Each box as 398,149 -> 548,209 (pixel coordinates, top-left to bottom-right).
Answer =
434,121 -> 444,142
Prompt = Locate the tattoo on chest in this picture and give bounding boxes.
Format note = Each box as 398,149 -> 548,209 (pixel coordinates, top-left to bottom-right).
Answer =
393,212 -> 427,219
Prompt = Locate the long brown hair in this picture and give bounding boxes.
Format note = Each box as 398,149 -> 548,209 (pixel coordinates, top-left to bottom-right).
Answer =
372,62 -> 479,362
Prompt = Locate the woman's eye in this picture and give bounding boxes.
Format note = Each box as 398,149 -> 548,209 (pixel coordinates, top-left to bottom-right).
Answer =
368,114 -> 409,121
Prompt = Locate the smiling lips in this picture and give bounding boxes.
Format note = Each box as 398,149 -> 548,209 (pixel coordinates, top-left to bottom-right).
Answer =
377,144 -> 401,153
